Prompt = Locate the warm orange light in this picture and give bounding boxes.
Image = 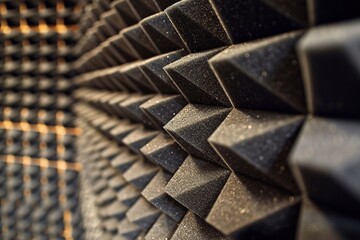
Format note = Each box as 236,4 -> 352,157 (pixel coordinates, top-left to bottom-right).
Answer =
0,155 -> 82,171
0,121 -> 81,136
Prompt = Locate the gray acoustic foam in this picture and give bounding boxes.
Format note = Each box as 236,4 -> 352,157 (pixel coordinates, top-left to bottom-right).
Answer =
73,1 -> 360,239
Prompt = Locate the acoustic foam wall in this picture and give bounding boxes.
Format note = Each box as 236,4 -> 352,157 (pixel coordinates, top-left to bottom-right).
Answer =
74,0 -> 360,239
0,1 -> 83,239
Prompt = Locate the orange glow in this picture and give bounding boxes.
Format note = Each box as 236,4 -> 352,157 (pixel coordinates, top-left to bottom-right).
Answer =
0,121 -> 81,136
0,155 -> 82,171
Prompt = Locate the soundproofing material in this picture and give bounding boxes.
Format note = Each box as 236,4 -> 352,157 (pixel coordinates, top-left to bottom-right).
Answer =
73,0 -> 360,239
0,1 -> 83,239
1,0 -> 360,239
74,1 -> 360,239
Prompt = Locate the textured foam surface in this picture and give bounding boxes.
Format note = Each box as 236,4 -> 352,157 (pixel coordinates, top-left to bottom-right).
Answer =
65,0 -> 360,239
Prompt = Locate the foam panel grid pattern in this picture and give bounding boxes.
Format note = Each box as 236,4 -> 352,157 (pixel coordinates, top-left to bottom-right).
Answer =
74,0 -> 360,239
0,1 -> 84,239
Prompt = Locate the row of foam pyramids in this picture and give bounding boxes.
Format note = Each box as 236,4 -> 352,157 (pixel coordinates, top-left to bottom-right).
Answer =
75,0 -> 180,55
2,44 -> 75,61
1,31 -> 77,45
1,0 -> 78,10
0,128 -> 75,145
0,91 -> 73,110
1,9 -> 79,27
1,59 -> 74,76
76,107 -> 235,240
76,17 -> 360,119
74,0 -> 360,71
0,161 -> 83,239
0,76 -> 73,93
0,107 -> 74,126
75,83 -> 360,239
